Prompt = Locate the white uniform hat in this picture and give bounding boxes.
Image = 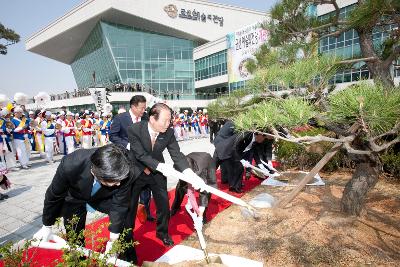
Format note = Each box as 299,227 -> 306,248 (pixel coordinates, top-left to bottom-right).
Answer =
66,111 -> 74,116
0,107 -> 9,117
45,111 -> 52,117
84,110 -> 90,115
28,111 -> 34,115
14,106 -> 23,113
75,113 -> 80,117
94,112 -> 99,116
59,111 -> 65,116
51,114 -> 56,119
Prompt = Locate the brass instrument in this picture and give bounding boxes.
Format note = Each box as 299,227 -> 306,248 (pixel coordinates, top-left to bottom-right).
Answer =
75,121 -> 82,129
29,120 -> 38,128
91,124 -> 100,131
5,121 -> 15,129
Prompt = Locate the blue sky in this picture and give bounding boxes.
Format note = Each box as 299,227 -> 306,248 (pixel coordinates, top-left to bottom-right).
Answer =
0,0 -> 276,97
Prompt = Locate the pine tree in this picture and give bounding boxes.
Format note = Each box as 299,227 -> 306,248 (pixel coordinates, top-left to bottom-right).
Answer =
0,23 -> 20,55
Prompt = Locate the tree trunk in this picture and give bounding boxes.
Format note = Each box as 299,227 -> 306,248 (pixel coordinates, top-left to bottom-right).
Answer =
357,28 -> 394,88
340,159 -> 380,216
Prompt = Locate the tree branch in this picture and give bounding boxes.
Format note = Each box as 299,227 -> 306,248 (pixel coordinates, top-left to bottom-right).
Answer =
339,57 -> 378,64
343,141 -> 372,155
369,136 -> 400,153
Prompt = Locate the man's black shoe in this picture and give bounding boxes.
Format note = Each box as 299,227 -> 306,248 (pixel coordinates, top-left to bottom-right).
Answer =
229,187 -> 244,194
156,234 -> 174,246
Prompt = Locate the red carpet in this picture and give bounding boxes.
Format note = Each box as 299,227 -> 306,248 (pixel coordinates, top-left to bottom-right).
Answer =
0,170 -> 262,266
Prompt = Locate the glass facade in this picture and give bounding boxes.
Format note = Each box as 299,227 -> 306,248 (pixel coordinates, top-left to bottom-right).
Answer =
195,50 -> 227,81
71,21 -> 195,96
318,4 -> 399,84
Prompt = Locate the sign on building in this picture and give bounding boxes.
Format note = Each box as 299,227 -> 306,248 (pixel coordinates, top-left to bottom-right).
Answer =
226,22 -> 268,84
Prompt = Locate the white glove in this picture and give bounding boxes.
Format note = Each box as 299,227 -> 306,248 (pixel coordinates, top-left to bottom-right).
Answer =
240,159 -> 252,168
105,232 -> 119,254
183,168 -> 206,191
33,225 -> 53,242
258,164 -> 270,175
156,163 -> 176,178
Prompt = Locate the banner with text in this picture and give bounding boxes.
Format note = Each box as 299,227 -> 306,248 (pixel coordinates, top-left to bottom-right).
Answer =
89,88 -> 106,112
227,22 -> 268,84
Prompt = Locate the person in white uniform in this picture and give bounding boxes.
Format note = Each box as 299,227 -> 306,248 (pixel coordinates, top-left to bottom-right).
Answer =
41,111 -> 56,164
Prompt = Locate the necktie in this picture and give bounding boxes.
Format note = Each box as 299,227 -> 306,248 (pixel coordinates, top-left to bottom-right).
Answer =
136,117 -> 139,122
151,132 -> 157,149
86,180 -> 101,213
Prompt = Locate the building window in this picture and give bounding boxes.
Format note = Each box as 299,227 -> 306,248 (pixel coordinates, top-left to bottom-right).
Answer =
195,50 -> 228,81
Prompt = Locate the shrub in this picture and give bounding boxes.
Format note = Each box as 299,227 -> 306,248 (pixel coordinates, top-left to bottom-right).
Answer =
380,148 -> 400,179
275,127 -> 352,172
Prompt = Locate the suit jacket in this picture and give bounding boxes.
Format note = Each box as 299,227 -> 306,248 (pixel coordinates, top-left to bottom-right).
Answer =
127,120 -> 189,179
235,132 -> 274,163
186,152 -> 217,188
109,111 -> 148,148
42,148 -> 134,233
214,120 -> 239,160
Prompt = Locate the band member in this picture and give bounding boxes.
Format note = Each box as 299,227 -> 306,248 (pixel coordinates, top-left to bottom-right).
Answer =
182,110 -> 189,140
28,111 -> 36,151
34,110 -> 46,157
41,111 -> 56,164
81,110 -> 93,149
173,113 -> 183,141
199,110 -> 208,137
62,111 -> 76,154
56,111 -> 66,155
74,113 -> 82,147
0,108 -> 18,171
92,112 -> 101,147
99,113 -> 111,146
12,106 -> 31,169
191,111 -> 201,138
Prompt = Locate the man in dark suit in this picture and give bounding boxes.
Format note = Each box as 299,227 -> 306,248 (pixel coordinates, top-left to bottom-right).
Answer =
109,95 -> 147,150
126,103 -> 206,248
213,120 -> 243,191
33,144 -> 136,262
170,152 -> 217,224
109,95 -> 154,221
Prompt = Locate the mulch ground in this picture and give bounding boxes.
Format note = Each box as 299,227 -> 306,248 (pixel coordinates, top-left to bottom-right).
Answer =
180,170 -> 400,266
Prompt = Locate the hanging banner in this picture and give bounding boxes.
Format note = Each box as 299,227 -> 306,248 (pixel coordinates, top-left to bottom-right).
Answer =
227,22 -> 269,84
89,88 -> 106,112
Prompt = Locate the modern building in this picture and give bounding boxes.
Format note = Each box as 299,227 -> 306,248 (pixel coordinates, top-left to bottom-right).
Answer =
25,0 -> 398,113
25,0 -> 266,112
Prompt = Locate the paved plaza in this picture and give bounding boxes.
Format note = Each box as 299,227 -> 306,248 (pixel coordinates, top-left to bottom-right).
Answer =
0,138 -> 214,246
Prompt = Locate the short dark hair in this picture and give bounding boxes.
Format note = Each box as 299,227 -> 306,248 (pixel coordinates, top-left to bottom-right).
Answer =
129,95 -> 146,107
148,103 -> 172,120
90,144 -> 131,181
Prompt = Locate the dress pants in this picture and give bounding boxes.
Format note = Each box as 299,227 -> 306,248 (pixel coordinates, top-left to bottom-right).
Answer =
220,158 -> 243,190
139,186 -> 152,217
125,172 -> 170,253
